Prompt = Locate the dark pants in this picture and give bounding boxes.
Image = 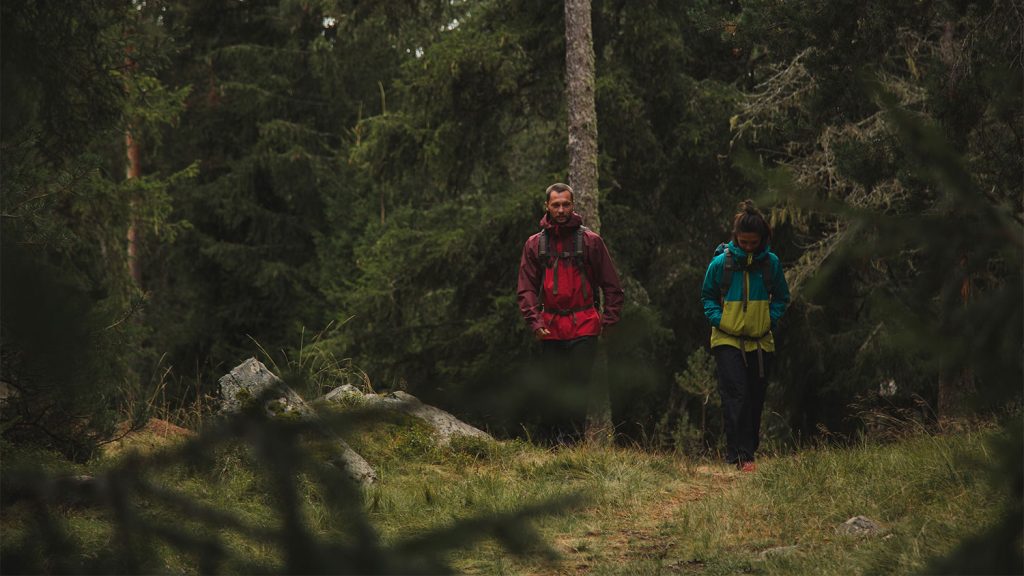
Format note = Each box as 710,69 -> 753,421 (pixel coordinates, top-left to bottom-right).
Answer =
714,346 -> 771,464
536,336 -> 598,443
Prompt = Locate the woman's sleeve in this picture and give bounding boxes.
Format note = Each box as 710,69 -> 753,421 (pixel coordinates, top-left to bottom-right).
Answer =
701,258 -> 723,327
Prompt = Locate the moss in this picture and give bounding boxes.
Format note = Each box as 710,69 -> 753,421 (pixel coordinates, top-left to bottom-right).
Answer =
446,435 -> 494,461
233,387 -> 264,412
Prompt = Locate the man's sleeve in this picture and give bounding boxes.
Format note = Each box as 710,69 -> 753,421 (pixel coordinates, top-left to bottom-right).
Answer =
516,237 -> 545,332
701,257 -> 723,327
591,235 -> 624,327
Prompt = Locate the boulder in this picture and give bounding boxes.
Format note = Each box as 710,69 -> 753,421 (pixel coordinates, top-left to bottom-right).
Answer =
323,386 -> 491,444
219,358 -> 377,485
836,515 -> 883,536
388,391 -> 491,443
218,358 -> 310,417
324,384 -> 363,403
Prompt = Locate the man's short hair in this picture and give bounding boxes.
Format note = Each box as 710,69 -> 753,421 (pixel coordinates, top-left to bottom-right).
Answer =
545,183 -> 573,203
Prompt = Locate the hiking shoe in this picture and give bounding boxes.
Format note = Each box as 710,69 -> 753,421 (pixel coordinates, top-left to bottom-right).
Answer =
739,462 -> 757,473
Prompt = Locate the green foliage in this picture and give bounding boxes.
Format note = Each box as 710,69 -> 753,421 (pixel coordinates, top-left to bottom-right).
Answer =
0,243 -> 133,460
0,0 -> 189,457
325,190 -> 540,426
660,347 -> 721,454
724,0 -> 1023,439
675,347 -> 717,405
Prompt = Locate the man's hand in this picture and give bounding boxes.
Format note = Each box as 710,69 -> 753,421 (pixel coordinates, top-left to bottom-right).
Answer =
534,327 -> 551,340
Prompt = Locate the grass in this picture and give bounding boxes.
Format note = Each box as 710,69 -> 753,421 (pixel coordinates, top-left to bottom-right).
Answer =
313,407 -> 1011,574
651,431 -> 1005,575
0,409 -> 1012,575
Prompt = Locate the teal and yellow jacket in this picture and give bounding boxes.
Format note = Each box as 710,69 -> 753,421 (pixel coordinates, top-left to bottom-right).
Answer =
700,242 -> 791,352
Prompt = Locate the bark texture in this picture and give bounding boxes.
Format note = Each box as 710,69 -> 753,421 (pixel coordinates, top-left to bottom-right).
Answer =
565,0 -> 600,233
125,128 -> 142,286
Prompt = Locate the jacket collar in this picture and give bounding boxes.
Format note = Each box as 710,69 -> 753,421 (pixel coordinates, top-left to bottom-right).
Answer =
727,240 -> 770,262
540,212 -> 584,234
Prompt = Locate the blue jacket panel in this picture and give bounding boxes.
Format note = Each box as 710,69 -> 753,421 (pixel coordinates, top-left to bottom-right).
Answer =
700,242 -> 791,351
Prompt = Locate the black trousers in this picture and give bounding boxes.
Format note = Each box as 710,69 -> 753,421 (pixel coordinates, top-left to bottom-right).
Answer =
714,346 -> 771,464
536,336 -> 598,443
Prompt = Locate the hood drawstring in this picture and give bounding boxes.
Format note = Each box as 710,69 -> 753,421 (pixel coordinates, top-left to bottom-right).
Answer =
742,252 -> 752,313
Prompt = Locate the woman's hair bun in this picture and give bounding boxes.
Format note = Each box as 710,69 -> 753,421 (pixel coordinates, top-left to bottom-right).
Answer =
732,198 -> 772,242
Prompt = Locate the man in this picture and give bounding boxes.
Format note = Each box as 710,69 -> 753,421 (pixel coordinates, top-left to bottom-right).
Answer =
516,183 -> 624,442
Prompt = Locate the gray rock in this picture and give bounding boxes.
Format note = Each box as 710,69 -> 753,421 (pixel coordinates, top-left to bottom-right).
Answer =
219,358 -> 377,485
836,515 -> 883,536
323,386 -> 492,444
329,440 -> 378,486
324,384 -> 363,402
218,358 -> 311,418
388,391 -> 491,443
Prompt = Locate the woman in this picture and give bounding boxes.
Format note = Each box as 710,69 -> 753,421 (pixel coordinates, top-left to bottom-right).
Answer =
700,200 -> 791,471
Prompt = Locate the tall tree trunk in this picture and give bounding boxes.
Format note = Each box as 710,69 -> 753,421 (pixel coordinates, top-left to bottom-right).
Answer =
565,0 -> 610,444
565,0 -> 600,233
124,38 -> 142,288
125,127 -> 142,286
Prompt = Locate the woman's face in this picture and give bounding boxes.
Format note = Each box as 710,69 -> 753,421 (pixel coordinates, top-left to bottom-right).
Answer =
735,231 -> 762,253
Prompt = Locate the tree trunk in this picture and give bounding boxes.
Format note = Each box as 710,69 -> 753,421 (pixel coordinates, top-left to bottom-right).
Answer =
125,127 -> 142,287
565,0 -> 600,233
565,0 -> 610,444
125,45 -> 142,288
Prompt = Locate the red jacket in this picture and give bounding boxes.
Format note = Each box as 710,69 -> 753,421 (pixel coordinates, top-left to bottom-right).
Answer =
517,213 -> 624,340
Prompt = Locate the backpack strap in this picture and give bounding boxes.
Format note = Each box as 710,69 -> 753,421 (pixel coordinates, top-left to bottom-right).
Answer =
538,229 -> 552,267
761,257 -> 774,297
720,251 -> 735,301
537,227 -> 595,304
575,227 -> 591,304
550,231 -> 574,297
720,250 -> 775,301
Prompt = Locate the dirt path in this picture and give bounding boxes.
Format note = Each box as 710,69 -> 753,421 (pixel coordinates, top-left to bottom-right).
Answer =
547,463 -> 744,574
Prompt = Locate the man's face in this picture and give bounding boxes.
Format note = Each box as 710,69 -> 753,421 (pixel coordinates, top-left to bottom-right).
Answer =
546,190 -> 574,224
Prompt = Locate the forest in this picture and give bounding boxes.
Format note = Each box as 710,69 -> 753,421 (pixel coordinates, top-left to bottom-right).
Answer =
2,0 -> 1022,573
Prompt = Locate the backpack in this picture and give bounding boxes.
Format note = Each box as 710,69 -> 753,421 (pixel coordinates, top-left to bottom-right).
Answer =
538,226 -> 593,304
714,242 -> 774,301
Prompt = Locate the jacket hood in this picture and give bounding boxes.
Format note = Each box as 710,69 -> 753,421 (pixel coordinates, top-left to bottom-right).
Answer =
540,212 -> 584,231
727,240 -> 771,261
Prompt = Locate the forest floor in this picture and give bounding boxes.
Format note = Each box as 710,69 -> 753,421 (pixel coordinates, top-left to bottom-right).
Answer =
1,411 -> 1013,575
